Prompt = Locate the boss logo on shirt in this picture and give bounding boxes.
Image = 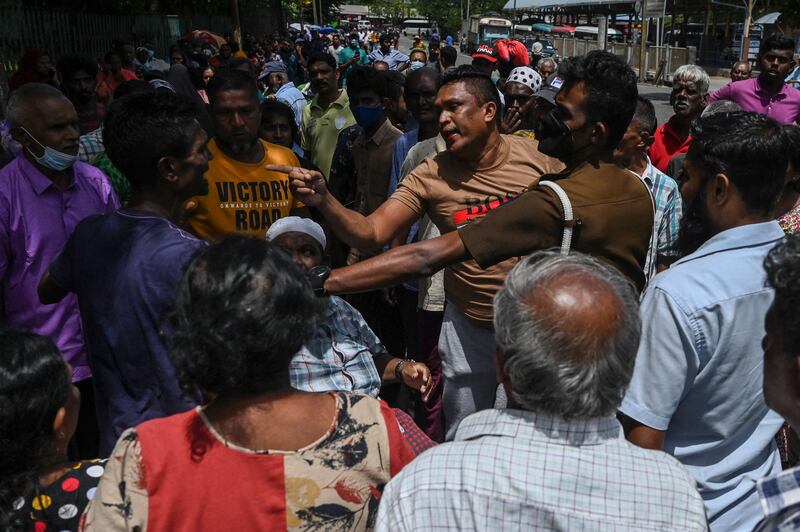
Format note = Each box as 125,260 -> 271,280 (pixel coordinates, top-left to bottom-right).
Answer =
453,191 -> 520,225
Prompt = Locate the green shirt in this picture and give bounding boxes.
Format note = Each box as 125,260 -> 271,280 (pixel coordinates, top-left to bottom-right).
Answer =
300,90 -> 356,179
338,47 -> 369,82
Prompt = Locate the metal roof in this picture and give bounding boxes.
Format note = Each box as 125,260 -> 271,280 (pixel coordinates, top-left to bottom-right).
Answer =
503,0 -> 632,10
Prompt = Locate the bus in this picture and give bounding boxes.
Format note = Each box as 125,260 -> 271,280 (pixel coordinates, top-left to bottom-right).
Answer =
402,18 -> 435,36
466,14 -> 512,54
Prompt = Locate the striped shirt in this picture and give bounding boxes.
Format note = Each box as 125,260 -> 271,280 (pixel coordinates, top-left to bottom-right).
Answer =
640,158 -> 683,271
376,408 -> 708,531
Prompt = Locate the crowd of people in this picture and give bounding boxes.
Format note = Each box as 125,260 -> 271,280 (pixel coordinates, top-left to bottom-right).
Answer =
1,21 -> 800,531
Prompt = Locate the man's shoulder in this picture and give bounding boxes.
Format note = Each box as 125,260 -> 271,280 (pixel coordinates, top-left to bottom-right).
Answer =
558,163 -> 651,204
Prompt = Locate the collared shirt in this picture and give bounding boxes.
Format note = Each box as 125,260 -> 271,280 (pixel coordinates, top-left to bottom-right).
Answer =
0,156 -> 118,382
338,47 -> 369,81
620,221 -> 786,531
376,408 -> 708,531
459,160 -> 653,292
368,48 -> 409,70
300,89 -> 355,179
639,157 -> 682,269
354,118 -> 403,215
398,134 -> 448,312
709,77 -> 800,125
755,466 -> 800,531
649,116 -> 692,173
290,295 -> 385,398
275,82 -> 307,128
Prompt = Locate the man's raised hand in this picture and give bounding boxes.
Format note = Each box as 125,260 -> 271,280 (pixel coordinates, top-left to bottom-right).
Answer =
267,165 -> 328,207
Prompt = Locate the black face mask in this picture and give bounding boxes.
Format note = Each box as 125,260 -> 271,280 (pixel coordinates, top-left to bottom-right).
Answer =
535,109 -> 574,161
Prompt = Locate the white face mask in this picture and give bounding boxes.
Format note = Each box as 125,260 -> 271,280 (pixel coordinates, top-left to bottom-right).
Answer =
21,127 -> 78,171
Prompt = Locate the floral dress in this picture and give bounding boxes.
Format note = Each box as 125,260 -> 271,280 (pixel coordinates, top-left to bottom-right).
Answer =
80,393 -> 414,531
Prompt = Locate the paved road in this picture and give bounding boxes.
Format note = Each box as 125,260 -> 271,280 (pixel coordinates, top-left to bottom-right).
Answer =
396,34 -> 729,125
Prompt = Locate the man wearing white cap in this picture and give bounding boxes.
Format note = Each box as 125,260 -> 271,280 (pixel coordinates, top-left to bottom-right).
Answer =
266,217 -> 433,402
501,66 -> 542,135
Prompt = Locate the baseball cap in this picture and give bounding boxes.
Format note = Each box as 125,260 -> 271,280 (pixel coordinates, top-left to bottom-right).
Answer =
536,73 -> 564,105
471,44 -> 497,63
259,60 -> 287,79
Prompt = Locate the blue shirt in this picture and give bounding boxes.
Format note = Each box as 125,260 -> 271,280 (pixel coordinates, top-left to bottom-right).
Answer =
620,221 -> 785,531
49,210 -> 205,455
755,466 -> 800,531
275,82 -> 307,127
368,48 -> 409,70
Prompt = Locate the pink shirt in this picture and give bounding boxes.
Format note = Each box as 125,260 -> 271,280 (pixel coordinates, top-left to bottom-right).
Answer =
709,77 -> 800,125
0,156 -> 118,381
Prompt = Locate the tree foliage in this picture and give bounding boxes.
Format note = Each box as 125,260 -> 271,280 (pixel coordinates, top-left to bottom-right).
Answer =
410,0 -> 508,34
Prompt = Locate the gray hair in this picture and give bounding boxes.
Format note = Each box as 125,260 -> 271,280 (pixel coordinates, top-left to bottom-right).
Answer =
493,251 -> 641,419
537,57 -> 556,70
673,64 -> 710,94
701,99 -> 742,117
6,83 -> 66,128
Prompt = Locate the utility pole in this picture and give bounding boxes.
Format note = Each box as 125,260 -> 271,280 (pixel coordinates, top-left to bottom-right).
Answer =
639,0 -> 648,82
312,0 -> 319,25
740,0 -> 757,61
229,0 -> 242,48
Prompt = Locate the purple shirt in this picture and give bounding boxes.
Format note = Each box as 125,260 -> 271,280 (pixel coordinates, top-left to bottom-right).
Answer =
0,155 -> 118,382
709,77 -> 800,125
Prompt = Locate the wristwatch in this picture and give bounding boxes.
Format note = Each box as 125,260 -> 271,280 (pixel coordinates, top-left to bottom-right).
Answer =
395,359 -> 416,383
306,265 -> 331,297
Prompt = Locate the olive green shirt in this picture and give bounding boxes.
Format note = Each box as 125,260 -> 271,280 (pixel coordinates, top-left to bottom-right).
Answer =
300,89 -> 355,179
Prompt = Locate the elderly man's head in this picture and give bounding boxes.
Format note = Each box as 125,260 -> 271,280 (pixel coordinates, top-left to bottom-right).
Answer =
493,251 -> 640,419
670,65 -> 709,120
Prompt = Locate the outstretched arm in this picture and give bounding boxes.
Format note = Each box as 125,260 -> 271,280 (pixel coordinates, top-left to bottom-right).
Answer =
325,231 -> 469,294
269,164 -> 418,251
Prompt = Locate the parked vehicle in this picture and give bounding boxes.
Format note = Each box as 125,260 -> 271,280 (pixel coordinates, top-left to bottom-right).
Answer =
465,14 -> 512,54
523,37 -> 557,58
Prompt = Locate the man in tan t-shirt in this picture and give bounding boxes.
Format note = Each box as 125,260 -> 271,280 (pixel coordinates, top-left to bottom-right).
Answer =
310,51 -> 652,322
271,66 -> 563,438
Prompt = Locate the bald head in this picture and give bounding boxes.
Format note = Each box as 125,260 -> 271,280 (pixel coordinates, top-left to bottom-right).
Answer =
7,83 -> 70,128
493,251 -> 641,419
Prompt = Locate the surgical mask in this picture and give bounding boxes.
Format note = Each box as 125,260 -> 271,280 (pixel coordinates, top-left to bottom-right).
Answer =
147,49 -> 155,59
352,104 -> 383,129
21,127 -> 77,171
350,39 -> 359,48
410,60 -> 425,70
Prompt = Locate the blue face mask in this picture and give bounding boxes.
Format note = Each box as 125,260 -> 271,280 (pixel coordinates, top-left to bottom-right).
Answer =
21,127 -> 77,171
350,40 -> 359,48
352,104 -> 383,129
410,60 -> 425,70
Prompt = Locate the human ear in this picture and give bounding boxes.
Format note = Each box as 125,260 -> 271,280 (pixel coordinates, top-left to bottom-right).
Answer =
711,172 -> 730,205
157,157 -> 179,184
52,406 -> 67,440
484,101 -> 498,123
591,121 -> 608,146
640,131 -> 654,149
